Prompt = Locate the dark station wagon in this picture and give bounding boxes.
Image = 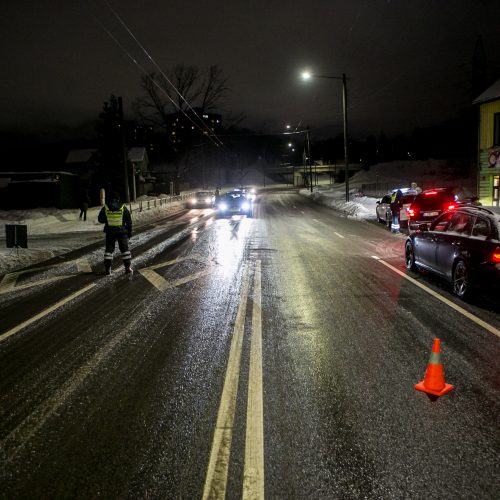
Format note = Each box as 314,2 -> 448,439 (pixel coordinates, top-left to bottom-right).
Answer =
405,206 -> 500,298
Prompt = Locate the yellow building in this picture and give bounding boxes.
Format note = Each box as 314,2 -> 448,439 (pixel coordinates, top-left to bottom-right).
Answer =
474,78 -> 500,206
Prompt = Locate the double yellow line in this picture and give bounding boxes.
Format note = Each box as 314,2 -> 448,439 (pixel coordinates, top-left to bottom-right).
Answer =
202,260 -> 264,500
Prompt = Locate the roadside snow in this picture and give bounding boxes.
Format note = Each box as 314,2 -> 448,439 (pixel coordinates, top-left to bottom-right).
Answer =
0,198 -> 187,275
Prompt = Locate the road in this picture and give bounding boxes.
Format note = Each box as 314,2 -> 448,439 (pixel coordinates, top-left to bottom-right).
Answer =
1,190 -> 499,499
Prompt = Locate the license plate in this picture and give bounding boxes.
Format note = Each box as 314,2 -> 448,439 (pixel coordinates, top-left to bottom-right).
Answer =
423,211 -> 439,217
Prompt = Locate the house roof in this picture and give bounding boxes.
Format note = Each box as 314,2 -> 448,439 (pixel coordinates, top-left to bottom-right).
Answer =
128,147 -> 148,162
473,78 -> 500,105
66,149 -> 97,163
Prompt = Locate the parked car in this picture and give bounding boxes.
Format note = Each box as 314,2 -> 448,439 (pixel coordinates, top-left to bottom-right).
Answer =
407,187 -> 478,230
376,188 -> 417,231
216,190 -> 253,217
405,206 -> 500,298
187,191 -> 215,208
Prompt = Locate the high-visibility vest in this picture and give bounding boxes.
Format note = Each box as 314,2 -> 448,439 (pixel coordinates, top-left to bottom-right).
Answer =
105,205 -> 125,227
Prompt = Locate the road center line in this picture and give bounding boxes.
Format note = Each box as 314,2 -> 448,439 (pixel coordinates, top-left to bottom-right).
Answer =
243,259 -> 264,499
372,256 -> 500,338
0,282 -> 96,343
334,232 -> 345,239
203,266 -> 251,500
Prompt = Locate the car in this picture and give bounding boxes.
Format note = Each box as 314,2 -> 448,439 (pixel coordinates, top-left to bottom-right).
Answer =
216,190 -> 253,217
241,186 -> 257,201
405,206 -> 500,298
187,191 -> 215,208
376,188 -> 417,231
407,187 -> 478,230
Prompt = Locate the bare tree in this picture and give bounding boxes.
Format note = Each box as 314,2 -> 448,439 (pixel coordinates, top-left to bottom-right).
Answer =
134,64 -> 229,131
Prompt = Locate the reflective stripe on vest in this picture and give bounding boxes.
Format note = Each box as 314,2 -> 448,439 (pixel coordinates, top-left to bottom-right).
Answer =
105,205 -> 125,227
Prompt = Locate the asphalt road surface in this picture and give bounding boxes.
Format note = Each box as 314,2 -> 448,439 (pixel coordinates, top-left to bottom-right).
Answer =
1,191 -> 499,499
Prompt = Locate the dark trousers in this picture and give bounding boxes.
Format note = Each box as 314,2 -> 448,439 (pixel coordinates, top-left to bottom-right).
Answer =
79,202 -> 88,221
104,232 -> 132,270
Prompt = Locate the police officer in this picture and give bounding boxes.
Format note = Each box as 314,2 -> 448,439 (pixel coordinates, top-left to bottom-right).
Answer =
390,189 -> 403,234
98,191 -> 133,275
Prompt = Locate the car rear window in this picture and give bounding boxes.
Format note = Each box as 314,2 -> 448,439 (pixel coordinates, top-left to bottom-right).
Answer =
414,193 -> 448,209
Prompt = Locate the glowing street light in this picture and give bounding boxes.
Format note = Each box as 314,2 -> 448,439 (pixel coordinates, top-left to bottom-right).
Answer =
301,70 -> 350,201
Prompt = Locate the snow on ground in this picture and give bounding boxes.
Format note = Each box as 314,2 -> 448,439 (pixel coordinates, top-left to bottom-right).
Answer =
0,195 -> 188,275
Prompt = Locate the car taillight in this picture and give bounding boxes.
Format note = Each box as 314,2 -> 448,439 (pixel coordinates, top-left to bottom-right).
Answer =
407,207 -> 417,218
424,190 -> 438,196
490,247 -> 500,263
445,203 -> 455,211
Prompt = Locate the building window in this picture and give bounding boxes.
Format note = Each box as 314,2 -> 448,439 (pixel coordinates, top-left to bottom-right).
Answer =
494,112 -> 500,146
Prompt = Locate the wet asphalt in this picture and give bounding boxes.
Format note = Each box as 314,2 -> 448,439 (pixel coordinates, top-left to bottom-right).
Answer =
0,191 -> 499,499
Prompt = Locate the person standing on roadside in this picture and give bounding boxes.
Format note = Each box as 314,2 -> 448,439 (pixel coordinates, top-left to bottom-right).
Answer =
98,191 -> 133,275
390,189 -> 403,234
79,189 -> 90,221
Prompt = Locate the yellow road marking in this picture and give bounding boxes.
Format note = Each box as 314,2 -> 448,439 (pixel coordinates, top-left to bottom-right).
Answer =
373,256 -> 500,338
0,275 -> 76,296
0,259 -> 91,294
0,283 -> 96,343
243,260 -> 264,499
203,267 -> 251,500
139,255 -> 212,291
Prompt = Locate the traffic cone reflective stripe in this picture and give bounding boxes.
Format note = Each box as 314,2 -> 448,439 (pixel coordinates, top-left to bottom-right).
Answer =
415,338 -> 454,397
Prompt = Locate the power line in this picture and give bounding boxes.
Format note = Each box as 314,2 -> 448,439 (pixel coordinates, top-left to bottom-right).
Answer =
97,0 -> 228,152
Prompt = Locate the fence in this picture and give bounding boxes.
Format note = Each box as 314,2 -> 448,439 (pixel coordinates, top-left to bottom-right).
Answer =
125,192 -> 195,214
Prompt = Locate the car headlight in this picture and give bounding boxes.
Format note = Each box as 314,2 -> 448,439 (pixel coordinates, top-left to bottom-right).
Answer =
205,198 -> 211,204
241,201 -> 250,211
190,198 -> 197,205
218,202 -> 228,211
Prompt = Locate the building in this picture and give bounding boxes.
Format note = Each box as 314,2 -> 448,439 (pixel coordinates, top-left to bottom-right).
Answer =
166,108 -> 222,147
473,78 -> 500,206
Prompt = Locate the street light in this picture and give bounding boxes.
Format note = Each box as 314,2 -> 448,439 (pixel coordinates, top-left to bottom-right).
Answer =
301,70 -> 350,201
284,125 -> 313,193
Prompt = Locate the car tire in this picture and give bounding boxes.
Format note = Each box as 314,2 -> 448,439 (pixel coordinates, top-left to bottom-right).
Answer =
405,241 -> 417,271
452,259 -> 469,299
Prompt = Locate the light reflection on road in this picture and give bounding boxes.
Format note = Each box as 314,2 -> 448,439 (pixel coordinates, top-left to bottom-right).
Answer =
213,216 -> 251,279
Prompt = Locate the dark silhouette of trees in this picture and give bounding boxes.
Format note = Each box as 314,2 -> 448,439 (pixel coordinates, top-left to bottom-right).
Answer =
134,64 -> 229,130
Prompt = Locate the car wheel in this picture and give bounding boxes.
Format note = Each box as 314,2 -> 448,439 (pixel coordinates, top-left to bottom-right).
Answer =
452,259 -> 469,298
405,241 -> 417,271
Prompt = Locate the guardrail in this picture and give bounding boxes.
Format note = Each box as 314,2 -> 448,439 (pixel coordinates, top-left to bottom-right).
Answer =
126,192 -> 196,214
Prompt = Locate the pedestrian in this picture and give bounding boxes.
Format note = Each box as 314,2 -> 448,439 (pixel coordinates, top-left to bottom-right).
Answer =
79,189 -> 90,221
98,191 -> 133,275
390,189 -> 403,233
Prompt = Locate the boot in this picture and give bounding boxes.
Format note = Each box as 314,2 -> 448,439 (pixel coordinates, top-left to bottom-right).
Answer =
104,260 -> 112,276
124,260 -> 133,274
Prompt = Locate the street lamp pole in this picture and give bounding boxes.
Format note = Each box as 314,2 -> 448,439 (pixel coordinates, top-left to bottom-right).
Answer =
301,71 -> 350,201
306,126 -> 313,193
342,73 -> 349,202
284,124 -> 313,192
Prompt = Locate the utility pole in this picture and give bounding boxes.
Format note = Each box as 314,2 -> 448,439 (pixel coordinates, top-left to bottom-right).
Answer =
342,74 -> 349,202
306,126 -> 313,193
118,97 -> 130,203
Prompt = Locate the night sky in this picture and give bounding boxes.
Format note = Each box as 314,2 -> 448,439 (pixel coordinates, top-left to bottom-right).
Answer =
2,0 -> 500,139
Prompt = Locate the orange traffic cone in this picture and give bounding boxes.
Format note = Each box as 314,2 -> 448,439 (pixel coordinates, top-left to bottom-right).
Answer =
415,338 -> 454,397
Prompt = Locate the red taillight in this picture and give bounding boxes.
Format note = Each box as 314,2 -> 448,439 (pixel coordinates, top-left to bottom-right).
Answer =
424,190 -> 438,196
445,204 -> 455,211
490,247 -> 500,263
407,208 -> 416,218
